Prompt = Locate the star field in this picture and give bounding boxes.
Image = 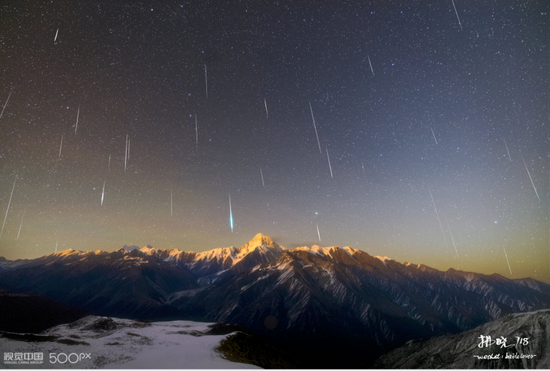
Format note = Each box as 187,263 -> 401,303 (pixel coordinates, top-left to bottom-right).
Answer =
0,1 -> 548,283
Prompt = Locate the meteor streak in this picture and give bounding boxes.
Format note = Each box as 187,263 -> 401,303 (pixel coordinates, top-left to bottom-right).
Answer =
309,101 -> 322,154
75,105 -> 80,134
326,146 -> 333,178
124,135 -> 129,171
58,134 -> 63,159
101,181 -> 105,206
428,186 -> 449,249
521,155 -> 540,202
229,194 -> 234,233
445,219 -> 459,257
451,0 -> 463,31
54,28 -> 59,42
503,138 -> 512,162
316,223 -> 321,242
0,176 -> 17,239
260,166 -> 265,187
17,213 -> 24,240
367,55 -> 374,76
503,247 -> 512,274
0,91 -> 11,119
431,128 -> 438,145
264,98 -> 268,118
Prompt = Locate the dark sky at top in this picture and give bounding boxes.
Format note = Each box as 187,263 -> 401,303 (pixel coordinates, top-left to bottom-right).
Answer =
0,1 -> 548,283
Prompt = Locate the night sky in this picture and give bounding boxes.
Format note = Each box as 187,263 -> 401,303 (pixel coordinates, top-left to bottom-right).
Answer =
0,1 -> 548,283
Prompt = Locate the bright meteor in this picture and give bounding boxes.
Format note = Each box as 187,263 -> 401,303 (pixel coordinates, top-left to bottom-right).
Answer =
229,194 -> 234,233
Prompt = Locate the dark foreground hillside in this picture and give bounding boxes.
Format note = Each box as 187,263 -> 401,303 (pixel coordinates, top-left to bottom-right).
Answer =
0,289 -> 89,333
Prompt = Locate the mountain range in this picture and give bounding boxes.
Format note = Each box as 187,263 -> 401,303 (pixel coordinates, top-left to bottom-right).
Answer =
1,233 -> 549,368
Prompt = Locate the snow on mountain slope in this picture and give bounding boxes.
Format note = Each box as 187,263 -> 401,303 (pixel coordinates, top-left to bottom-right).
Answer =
293,245 -> 359,266
375,256 -> 393,266
185,232 -> 286,265
126,233 -> 287,277
120,245 -> 140,252
0,316 -> 259,369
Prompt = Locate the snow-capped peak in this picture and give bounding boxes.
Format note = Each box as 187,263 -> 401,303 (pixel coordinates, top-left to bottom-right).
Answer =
238,233 -> 282,252
51,249 -> 77,257
310,245 -> 332,255
293,245 -> 356,261
292,245 -> 330,256
121,245 -> 140,252
179,234 -> 287,269
194,246 -> 237,262
47,249 -> 109,259
342,246 -> 357,256
227,233 -> 287,262
375,256 -> 393,266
